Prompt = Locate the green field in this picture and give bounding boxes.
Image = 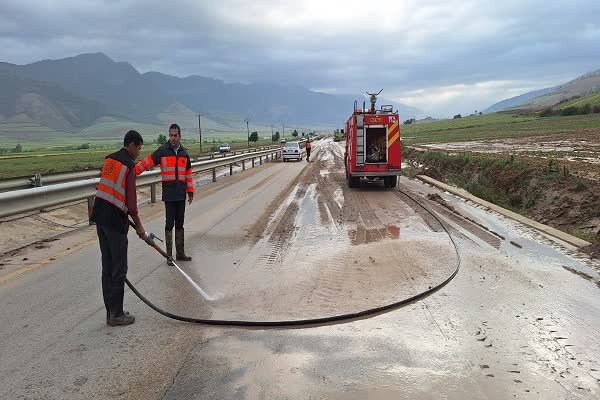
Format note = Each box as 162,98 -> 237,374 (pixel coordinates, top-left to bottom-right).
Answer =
0,117 -> 330,151
0,138 -> 282,179
401,112 -> 600,144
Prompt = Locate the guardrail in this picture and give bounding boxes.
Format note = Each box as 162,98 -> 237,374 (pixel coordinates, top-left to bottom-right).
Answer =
0,146 -> 280,193
0,147 -> 281,221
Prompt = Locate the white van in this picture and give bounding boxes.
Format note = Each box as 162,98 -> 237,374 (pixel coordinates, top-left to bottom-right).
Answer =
282,141 -> 306,162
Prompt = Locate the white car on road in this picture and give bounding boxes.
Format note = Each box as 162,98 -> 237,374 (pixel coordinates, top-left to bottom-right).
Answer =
219,143 -> 231,153
282,141 -> 306,162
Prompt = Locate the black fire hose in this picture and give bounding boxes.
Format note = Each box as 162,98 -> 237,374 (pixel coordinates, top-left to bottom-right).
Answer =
125,189 -> 461,328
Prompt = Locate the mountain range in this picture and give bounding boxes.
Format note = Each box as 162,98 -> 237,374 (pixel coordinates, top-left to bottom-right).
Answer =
0,53 -> 422,133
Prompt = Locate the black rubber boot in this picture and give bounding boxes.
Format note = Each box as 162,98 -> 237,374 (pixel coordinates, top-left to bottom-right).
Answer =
108,312 -> 135,326
175,228 -> 192,261
165,229 -> 174,266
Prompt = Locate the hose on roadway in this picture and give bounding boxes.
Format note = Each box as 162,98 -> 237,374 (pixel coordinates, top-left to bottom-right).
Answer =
125,188 -> 461,328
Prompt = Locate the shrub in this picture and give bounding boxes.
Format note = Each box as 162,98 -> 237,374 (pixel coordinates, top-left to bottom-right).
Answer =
581,104 -> 592,114
574,177 -> 588,191
560,106 -> 579,116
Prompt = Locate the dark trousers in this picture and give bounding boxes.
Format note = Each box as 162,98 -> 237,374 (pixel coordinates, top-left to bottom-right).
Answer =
306,147 -> 311,160
165,200 -> 186,230
96,225 -> 128,315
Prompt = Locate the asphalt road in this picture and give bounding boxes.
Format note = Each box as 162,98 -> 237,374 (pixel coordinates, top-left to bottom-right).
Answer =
1,140 -> 600,399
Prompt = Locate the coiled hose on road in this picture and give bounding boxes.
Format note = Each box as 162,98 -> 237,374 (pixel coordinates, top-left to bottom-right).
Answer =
125,189 -> 461,328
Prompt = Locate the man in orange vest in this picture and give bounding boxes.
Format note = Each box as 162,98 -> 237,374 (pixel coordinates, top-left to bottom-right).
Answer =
91,130 -> 146,327
135,124 -> 194,265
306,138 -> 312,162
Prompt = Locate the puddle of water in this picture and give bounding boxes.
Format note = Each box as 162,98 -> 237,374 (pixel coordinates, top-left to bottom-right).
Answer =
447,193 -> 600,279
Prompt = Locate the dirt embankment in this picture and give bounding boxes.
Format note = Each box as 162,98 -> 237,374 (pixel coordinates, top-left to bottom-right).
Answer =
404,148 -> 600,254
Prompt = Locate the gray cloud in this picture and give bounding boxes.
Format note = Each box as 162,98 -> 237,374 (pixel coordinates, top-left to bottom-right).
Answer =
1,0 -> 599,117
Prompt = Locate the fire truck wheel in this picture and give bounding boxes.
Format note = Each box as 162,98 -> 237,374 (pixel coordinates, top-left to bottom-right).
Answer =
384,176 -> 397,188
348,176 -> 360,188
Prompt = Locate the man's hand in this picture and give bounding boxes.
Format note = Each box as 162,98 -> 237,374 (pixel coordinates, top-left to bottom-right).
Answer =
188,193 -> 194,205
135,224 -> 146,239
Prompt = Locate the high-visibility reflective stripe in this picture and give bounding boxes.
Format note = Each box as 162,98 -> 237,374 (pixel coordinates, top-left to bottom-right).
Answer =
96,190 -> 127,212
135,155 -> 155,175
98,168 -> 127,196
388,131 -> 400,147
388,121 -> 399,138
97,184 -> 126,205
98,178 -> 126,196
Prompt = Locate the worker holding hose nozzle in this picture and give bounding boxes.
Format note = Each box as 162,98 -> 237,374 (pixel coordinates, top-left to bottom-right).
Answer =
91,130 -> 146,327
135,123 -> 194,266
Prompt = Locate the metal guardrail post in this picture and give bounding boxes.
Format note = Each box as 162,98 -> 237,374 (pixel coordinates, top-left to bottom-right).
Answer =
34,173 -> 42,187
229,164 -> 233,176
242,160 -> 246,171
35,173 -> 47,212
252,158 -> 255,168
212,168 -> 217,182
150,183 -> 157,203
87,196 -> 95,225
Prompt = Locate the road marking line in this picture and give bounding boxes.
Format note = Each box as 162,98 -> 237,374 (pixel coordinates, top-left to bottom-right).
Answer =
0,238 -> 96,284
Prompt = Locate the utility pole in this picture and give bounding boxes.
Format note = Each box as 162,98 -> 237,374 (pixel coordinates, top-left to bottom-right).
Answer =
197,113 -> 202,155
244,117 -> 251,148
282,122 -> 285,139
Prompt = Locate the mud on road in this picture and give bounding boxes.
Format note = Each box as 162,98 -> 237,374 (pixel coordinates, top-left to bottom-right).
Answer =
3,140 -> 600,399
204,140 -> 458,320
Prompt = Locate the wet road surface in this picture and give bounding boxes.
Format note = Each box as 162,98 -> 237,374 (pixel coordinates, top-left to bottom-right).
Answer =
1,140 -> 600,399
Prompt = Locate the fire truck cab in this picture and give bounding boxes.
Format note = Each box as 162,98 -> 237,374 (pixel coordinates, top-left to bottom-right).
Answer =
344,91 -> 401,188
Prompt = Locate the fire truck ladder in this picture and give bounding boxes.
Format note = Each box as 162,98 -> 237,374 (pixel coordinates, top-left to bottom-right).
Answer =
356,114 -> 365,166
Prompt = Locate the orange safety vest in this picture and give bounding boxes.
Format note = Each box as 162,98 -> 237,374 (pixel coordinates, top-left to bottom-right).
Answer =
136,145 -> 195,199
160,155 -> 188,183
306,141 -> 312,149
95,158 -> 129,213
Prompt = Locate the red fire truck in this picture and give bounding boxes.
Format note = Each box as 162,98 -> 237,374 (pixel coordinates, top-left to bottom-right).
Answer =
344,90 -> 401,188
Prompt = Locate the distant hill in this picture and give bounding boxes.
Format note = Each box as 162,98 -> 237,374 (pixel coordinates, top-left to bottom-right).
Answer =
485,69 -> 600,113
16,53 -> 171,123
0,63 -> 105,131
483,86 -> 556,113
0,52 -> 423,137
555,91 -> 600,110
144,72 -> 423,124
516,69 -> 600,110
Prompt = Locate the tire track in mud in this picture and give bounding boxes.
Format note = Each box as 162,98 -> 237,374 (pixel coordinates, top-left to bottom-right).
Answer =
304,143 -> 373,311
394,191 -> 444,232
255,149 -> 325,269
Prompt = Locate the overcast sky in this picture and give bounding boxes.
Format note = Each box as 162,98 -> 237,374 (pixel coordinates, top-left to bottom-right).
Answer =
1,0 -> 600,117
